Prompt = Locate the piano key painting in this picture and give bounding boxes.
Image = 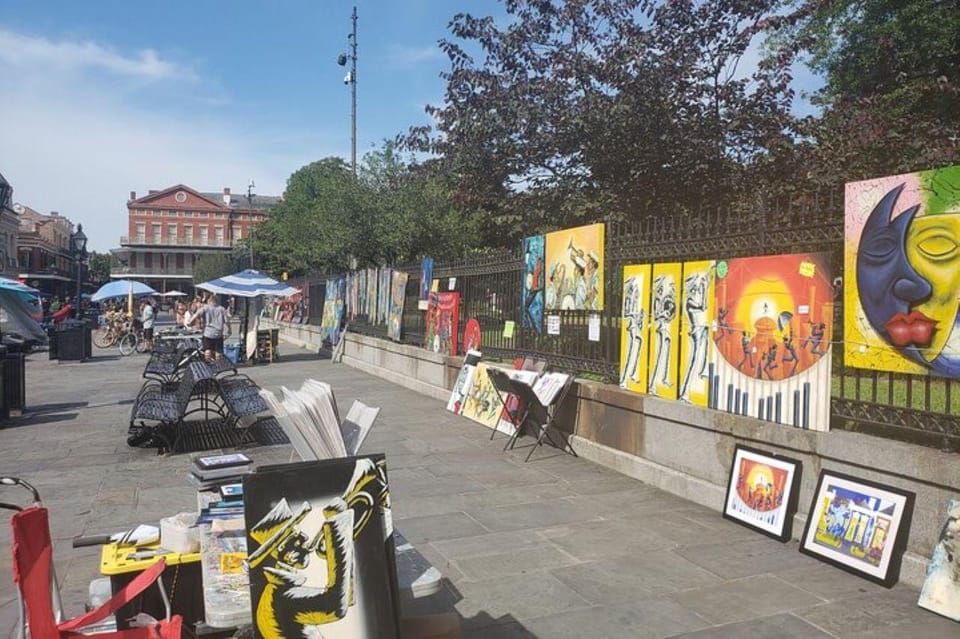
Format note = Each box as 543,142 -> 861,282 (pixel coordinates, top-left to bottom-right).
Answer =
723,445 -> 801,541
710,252 -> 834,431
845,166 -> 960,378
619,264 -> 653,394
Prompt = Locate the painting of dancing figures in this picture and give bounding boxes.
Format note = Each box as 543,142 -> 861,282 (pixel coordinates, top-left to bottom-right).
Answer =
678,261 -> 716,406
619,264 -> 652,394
648,263 -> 681,400
243,456 -> 400,638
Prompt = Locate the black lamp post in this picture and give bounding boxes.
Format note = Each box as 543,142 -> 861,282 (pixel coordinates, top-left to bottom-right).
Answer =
71,224 -> 88,319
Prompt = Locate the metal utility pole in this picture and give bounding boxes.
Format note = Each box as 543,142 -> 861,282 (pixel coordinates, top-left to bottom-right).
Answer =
339,6 -> 358,176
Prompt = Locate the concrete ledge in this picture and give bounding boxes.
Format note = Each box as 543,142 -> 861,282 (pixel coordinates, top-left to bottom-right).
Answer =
342,353 -> 449,402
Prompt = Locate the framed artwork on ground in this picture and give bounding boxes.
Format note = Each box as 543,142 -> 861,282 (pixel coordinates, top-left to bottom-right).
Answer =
800,470 -> 915,587
723,445 -> 802,542
917,499 -> 960,622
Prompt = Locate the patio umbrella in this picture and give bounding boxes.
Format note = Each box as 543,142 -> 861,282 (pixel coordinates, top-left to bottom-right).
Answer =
0,277 -> 41,301
196,269 -> 298,298
161,291 -> 187,297
90,280 -> 157,302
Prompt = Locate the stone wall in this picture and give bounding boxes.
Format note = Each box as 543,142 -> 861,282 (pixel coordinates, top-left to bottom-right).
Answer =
270,323 -> 959,588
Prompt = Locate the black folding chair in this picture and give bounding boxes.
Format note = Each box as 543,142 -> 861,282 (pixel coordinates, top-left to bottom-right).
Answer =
493,368 -> 578,462
487,367 -> 532,446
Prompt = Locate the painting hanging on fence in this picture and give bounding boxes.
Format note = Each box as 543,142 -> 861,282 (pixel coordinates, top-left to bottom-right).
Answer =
918,499 -> 960,621
387,271 -> 408,341
800,470 -> 914,587
544,223 -> 605,311
243,456 -> 400,639
619,264 -> 652,394
424,292 -> 460,356
418,257 -> 434,310
845,165 -> 960,379
678,260 -> 716,407
366,267 -> 378,319
710,252 -> 834,431
647,262 -> 681,400
377,268 -> 392,325
447,350 -> 482,414
320,277 -> 345,345
723,445 -> 801,542
522,235 -> 545,332
460,363 -> 502,429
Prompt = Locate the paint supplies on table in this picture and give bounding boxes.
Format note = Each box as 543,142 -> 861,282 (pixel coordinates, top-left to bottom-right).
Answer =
198,497 -> 250,629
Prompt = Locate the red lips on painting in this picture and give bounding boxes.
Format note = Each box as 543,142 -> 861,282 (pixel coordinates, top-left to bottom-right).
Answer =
884,311 -> 936,347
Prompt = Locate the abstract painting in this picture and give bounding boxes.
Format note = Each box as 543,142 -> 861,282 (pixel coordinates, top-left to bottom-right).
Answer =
424,292 -> 460,356
544,223 -> 605,311
418,257 -> 434,310
447,350 -> 482,415
320,277 -> 345,345
387,271 -> 408,342
619,264 -> 652,394
918,499 -> 960,621
377,268 -> 392,326
800,470 -> 914,587
366,267 -> 378,319
459,363 -> 502,429
648,262 -> 681,400
845,165 -> 960,378
522,235 -> 545,332
243,456 -> 399,638
723,445 -> 801,541
678,260 -> 716,407
710,252 -> 834,431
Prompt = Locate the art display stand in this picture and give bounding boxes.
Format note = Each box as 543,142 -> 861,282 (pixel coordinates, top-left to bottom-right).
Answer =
487,367 -> 577,462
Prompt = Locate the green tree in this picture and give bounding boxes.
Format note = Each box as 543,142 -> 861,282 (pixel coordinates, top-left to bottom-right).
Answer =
86,252 -> 112,285
192,251 -> 246,285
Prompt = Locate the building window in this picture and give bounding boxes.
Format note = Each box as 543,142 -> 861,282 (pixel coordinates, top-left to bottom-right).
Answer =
200,212 -> 208,218
199,226 -> 208,245
151,224 -> 161,243
135,223 -> 146,242
183,224 -> 193,244
168,224 -> 178,244
214,226 -> 224,247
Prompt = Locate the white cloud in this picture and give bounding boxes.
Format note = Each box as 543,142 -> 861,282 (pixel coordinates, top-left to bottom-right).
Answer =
0,28 -> 335,251
386,44 -> 443,67
0,27 -> 196,81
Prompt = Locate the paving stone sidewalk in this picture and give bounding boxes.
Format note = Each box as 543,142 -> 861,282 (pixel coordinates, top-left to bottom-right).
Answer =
0,345 -> 955,638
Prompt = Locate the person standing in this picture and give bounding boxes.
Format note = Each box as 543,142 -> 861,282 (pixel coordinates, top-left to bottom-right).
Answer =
141,298 -> 155,350
200,294 -> 230,359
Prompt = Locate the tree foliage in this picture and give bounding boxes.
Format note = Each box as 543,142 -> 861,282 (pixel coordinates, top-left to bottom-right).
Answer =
86,251 -> 112,285
192,250 -> 248,286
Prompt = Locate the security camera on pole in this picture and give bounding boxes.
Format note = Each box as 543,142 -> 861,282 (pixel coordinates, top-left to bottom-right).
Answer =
337,6 -> 358,176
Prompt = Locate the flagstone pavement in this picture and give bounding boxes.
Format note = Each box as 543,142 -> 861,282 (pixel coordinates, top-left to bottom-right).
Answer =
0,341 -> 955,638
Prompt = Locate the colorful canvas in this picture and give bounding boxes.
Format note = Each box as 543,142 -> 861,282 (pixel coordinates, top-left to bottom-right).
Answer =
377,268 -> 392,325
678,260 -> 716,407
460,363 -> 502,429
366,268 -> 377,319
544,223 -> 605,311
710,253 -> 834,431
522,236 -> 545,332
320,277 -> 345,345
447,350 -> 482,414
419,257 -> 434,302
387,271 -> 408,341
619,264 -> 652,394
424,292 -> 460,356
723,445 -> 801,541
918,499 -> 960,621
801,470 -> 914,586
243,456 -> 399,638
845,166 -> 960,378
648,262 -> 682,400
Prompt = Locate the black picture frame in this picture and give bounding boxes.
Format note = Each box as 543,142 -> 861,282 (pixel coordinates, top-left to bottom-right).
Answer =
722,444 -> 802,542
799,469 -> 915,588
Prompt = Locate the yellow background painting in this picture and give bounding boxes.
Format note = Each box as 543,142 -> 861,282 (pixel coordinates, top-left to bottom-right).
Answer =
619,264 -> 652,394
460,363 -> 501,428
648,262 -> 682,400
678,260 -> 716,407
544,223 -> 605,311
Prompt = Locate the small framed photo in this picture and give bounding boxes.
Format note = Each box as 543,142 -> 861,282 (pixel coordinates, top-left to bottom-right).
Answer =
723,445 -> 802,542
800,470 -> 915,587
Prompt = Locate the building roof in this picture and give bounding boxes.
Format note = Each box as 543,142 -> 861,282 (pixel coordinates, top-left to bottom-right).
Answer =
200,192 -> 281,211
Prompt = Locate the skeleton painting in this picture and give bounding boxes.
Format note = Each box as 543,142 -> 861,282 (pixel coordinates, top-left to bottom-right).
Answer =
678,261 -> 715,406
648,263 -> 681,399
244,456 -> 399,639
619,265 -> 652,393
919,499 -> 960,621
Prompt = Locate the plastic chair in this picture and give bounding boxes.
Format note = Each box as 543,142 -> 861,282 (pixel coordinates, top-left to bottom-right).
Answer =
2,477 -> 183,638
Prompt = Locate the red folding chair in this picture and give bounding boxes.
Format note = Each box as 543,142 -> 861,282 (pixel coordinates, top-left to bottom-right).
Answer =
3,477 -> 183,638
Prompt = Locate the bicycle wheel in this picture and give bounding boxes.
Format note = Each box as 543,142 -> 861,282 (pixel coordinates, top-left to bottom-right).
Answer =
93,328 -> 116,348
135,334 -> 150,354
118,332 -> 138,356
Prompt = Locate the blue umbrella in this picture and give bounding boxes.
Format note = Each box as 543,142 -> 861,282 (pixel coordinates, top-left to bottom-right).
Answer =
90,279 -> 157,302
196,269 -> 298,298
0,277 -> 41,301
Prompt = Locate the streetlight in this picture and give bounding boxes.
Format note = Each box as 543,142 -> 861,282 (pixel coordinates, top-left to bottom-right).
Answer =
337,6 -> 358,175
70,224 -> 88,319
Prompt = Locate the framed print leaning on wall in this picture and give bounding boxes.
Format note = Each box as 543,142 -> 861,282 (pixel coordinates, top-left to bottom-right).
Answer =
723,445 -> 801,542
800,470 -> 915,587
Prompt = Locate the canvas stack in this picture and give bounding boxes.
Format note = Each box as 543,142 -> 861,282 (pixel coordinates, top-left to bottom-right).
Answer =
187,453 -> 253,491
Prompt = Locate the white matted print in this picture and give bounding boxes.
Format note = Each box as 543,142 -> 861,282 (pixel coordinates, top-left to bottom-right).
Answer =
723,445 -> 801,542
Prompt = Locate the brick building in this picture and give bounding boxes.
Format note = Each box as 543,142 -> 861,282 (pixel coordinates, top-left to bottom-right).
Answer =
110,184 -> 280,293
15,203 -> 80,297
0,173 -> 23,279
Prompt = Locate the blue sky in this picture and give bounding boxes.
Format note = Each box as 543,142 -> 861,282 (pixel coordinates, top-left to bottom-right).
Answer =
1,1 -> 820,251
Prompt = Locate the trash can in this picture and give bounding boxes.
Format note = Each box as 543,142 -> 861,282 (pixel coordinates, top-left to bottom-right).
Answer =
3,351 -> 26,416
57,320 -> 88,362
47,325 -> 59,360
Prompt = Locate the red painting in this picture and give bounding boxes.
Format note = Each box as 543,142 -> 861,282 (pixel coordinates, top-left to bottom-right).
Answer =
424,292 -> 460,356
735,458 -> 788,512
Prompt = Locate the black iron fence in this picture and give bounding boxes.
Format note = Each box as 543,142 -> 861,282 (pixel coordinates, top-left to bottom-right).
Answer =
288,188 -> 960,451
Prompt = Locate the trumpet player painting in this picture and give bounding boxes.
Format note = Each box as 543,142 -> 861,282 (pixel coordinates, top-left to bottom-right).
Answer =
544,223 -> 605,311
